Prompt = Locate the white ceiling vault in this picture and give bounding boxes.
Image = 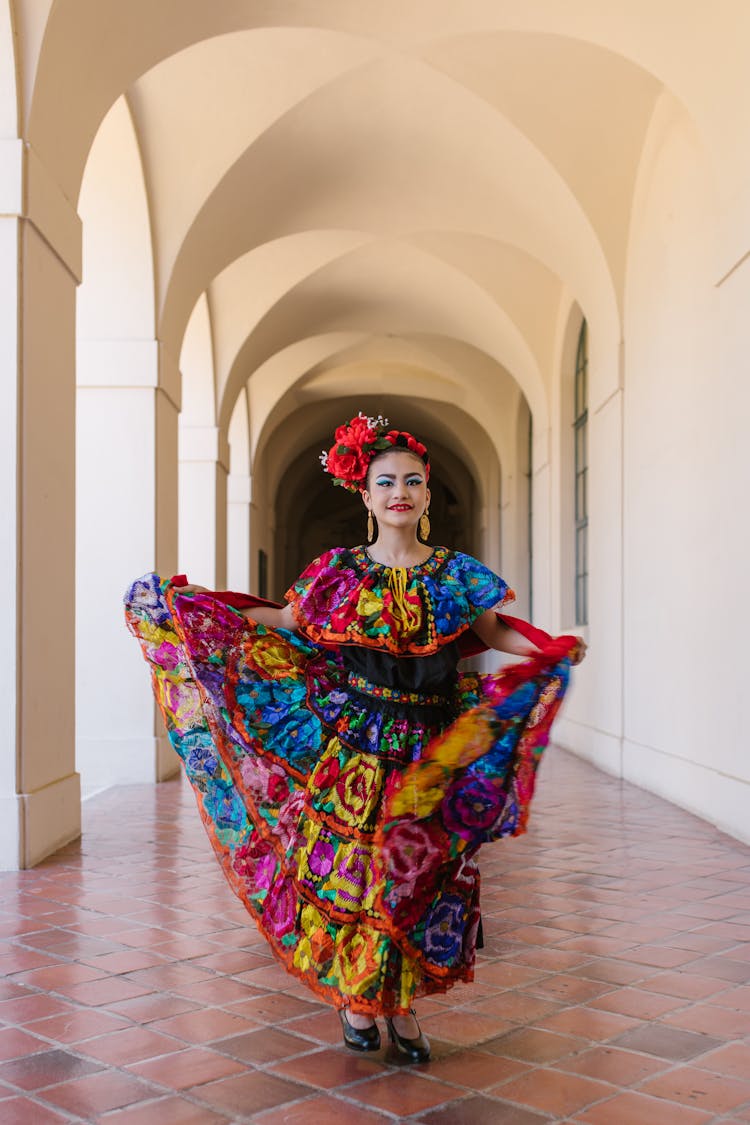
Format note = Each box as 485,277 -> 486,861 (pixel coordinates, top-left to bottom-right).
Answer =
20,1 -> 749,482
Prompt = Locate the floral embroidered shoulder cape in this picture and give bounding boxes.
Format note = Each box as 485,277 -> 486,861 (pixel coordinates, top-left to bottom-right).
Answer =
285,545 -> 514,654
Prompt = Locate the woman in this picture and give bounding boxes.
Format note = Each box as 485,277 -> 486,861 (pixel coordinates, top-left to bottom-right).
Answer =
125,413 -> 583,1063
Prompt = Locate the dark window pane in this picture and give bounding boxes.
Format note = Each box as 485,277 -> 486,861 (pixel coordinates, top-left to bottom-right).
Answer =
576,575 -> 586,626
575,365 -> 586,417
575,419 -> 587,470
576,467 -> 587,522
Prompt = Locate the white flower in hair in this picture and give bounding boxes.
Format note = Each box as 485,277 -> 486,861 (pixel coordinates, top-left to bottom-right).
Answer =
356,411 -> 390,429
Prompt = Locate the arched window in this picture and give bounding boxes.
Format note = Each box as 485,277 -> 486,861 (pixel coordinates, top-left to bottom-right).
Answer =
574,320 -> 589,625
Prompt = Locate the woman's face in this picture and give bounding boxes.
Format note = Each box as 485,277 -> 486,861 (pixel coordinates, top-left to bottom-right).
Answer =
362,450 -> 430,534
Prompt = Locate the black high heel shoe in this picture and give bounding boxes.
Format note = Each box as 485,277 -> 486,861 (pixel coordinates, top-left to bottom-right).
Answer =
338,1008 -> 381,1052
384,1009 -> 430,1063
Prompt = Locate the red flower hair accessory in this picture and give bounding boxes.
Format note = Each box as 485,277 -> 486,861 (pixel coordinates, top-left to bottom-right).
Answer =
320,413 -> 430,492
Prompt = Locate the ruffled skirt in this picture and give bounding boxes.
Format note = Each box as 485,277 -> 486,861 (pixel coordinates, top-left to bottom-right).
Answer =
124,575 -> 574,1014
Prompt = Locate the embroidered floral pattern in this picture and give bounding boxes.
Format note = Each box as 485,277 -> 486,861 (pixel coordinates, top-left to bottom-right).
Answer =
346,672 -> 448,707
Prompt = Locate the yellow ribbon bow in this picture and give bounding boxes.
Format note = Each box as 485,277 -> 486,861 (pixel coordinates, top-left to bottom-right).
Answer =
388,567 -> 422,637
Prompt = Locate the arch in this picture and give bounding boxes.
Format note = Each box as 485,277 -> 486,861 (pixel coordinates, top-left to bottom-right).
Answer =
200,234 -> 569,448
254,360 -> 510,507
215,238 -> 552,436
126,28 -> 379,304
27,18 -> 379,202
157,55 -> 620,365
206,231 -> 374,406
77,96 -> 155,341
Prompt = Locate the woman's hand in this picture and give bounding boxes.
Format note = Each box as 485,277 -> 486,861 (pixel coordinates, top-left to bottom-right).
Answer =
570,638 -> 587,665
172,583 -> 210,596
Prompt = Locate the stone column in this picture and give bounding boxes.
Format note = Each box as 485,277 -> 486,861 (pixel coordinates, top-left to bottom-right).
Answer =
75,341 -> 180,795
227,473 -> 252,592
0,142 -> 81,866
178,425 -> 229,588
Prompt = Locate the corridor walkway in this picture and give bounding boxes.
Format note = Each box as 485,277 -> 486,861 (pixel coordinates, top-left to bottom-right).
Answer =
0,750 -> 748,1124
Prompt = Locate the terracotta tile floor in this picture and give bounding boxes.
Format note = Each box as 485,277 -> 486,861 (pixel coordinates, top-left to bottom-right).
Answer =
0,749 -> 748,1123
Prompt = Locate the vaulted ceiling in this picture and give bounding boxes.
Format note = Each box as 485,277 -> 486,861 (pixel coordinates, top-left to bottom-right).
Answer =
13,2 -> 749,482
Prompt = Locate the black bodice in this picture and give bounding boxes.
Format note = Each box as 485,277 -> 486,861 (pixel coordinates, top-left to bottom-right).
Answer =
341,642 -> 460,695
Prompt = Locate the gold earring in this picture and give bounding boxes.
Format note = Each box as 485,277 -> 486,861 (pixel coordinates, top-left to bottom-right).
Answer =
419,508 -> 430,541
367,510 -> 374,542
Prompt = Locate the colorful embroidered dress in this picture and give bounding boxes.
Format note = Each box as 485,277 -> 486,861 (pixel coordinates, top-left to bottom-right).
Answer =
124,546 -> 577,1015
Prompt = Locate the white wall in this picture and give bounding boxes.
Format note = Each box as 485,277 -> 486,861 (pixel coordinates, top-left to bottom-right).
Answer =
619,93 -> 749,842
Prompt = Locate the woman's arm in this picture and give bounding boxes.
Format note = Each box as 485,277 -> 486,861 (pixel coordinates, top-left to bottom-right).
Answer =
471,609 -> 541,657
472,608 -> 587,664
242,603 -> 297,630
172,584 -> 298,632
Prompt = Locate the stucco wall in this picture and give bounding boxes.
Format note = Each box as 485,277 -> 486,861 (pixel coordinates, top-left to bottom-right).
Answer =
622,95 -> 748,842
